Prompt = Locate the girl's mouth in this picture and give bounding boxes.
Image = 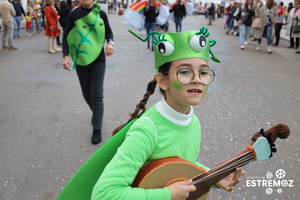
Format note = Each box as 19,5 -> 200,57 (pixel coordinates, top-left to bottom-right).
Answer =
187,89 -> 202,93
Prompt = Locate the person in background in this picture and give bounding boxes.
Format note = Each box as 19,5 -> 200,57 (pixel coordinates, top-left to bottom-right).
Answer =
54,0 -> 61,45
44,0 -> 61,53
11,0 -> 26,38
226,3 -> 236,34
26,0 -> 34,33
25,11 -> 32,36
62,0 -> 114,144
255,0 -> 277,53
224,3 -> 232,29
32,0 -> 42,34
274,2 -> 285,46
58,0 -> 71,30
207,2 -> 215,25
0,0 -> 17,50
250,0 -> 263,41
170,0 -> 186,33
144,0 -> 160,51
288,2 -> 294,13
216,4 -> 222,18
237,0 -> 254,50
286,0 -> 300,51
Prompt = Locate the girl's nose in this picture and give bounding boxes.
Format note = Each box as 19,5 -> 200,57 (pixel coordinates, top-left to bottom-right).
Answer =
191,73 -> 202,84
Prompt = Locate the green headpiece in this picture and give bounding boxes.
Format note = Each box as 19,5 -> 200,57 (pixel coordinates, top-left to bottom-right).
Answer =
129,27 -> 220,73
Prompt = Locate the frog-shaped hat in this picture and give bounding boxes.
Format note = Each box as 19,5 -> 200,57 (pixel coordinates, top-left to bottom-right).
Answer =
129,27 -> 220,72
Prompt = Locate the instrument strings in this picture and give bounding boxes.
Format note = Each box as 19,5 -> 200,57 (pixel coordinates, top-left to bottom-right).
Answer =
192,151 -> 254,185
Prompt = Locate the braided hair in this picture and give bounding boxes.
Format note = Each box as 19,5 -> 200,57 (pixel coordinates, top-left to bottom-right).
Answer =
112,62 -> 172,135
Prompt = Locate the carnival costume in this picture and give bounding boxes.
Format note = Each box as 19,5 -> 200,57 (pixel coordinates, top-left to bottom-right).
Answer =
91,27 -> 220,199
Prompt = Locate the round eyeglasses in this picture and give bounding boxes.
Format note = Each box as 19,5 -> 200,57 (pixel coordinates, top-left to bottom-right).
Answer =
171,68 -> 215,85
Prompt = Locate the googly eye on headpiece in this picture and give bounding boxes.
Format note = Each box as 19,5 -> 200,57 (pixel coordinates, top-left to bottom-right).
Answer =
128,27 -> 220,73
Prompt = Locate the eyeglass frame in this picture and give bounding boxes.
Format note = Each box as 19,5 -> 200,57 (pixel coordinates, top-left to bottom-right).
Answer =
163,68 -> 216,85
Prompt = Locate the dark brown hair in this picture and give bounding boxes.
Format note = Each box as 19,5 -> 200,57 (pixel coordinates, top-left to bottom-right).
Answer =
112,62 -> 172,135
266,0 -> 274,9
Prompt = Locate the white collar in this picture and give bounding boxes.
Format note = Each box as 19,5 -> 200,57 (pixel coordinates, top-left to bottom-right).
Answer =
156,98 -> 193,126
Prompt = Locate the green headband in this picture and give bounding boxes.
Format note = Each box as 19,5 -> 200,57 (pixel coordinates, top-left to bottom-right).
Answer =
129,27 -> 220,73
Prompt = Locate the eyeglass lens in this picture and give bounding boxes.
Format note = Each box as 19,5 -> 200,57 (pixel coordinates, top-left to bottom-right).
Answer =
176,68 -> 215,85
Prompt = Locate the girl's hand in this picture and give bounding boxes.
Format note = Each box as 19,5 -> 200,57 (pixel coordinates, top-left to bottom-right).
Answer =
63,56 -> 72,71
168,179 -> 196,200
216,167 -> 246,192
105,43 -> 114,56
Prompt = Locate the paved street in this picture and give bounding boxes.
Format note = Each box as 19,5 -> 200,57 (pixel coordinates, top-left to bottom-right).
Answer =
1,5 -> 299,200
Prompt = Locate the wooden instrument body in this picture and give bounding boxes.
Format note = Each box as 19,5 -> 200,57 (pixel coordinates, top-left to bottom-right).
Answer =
133,137 -> 272,200
132,157 -> 210,200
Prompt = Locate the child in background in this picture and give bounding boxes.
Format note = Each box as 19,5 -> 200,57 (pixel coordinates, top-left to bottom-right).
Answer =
26,12 -> 32,36
91,27 -> 246,200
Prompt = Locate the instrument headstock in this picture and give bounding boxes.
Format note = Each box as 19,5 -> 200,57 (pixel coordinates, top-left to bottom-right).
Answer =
251,123 -> 290,144
250,123 -> 290,158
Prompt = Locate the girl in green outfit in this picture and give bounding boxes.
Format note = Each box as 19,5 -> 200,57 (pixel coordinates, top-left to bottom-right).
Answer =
92,27 -> 245,200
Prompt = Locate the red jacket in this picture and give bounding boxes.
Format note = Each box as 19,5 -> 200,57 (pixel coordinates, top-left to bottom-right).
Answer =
44,5 -> 59,37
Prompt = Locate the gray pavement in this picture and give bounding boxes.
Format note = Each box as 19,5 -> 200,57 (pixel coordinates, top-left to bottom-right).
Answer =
1,5 -> 300,200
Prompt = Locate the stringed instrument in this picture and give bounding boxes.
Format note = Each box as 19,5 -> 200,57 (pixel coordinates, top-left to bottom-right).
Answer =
132,124 -> 290,200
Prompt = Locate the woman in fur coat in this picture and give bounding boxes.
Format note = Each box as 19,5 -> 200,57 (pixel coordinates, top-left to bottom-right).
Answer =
255,0 -> 277,53
286,0 -> 300,51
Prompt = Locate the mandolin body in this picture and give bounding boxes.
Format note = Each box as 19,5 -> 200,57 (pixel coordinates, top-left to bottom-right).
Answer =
132,157 -> 210,200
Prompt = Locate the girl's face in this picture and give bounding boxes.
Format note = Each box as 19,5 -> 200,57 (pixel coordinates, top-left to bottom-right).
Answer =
81,0 -> 94,8
156,58 -> 211,114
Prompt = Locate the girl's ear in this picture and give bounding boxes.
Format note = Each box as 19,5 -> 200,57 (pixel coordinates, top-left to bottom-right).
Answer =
155,73 -> 168,91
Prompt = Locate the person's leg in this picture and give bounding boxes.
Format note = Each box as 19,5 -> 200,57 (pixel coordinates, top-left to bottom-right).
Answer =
274,23 -> 280,45
16,16 -> 21,37
13,17 -> 17,37
290,37 -> 295,47
266,24 -> 272,46
52,36 -> 61,51
79,62 -> 106,144
208,15 -> 212,25
227,17 -> 234,33
244,25 -> 251,43
2,23 -> 8,47
178,16 -> 183,32
89,62 -> 106,131
7,22 -> 14,48
296,37 -> 300,49
48,36 -> 55,53
76,66 -> 92,110
150,22 -> 156,50
144,21 -> 151,48
239,24 -> 245,48
36,17 -> 40,32
289,26 -> 294,47
31,18 -> 34,33
265,24 -> 272,53
174,16 -> 179,32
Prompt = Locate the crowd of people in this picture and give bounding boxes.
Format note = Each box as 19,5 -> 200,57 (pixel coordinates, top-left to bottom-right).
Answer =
0,0 -> 74,52
223,0 -> 300,54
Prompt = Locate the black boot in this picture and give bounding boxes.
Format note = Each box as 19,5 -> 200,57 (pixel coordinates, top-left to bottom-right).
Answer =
91,129 -> 102,144
288,37 -> 294,48
295,37 -> 299,49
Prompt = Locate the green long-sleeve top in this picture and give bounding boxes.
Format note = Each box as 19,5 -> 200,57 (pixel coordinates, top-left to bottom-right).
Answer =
91,98 -> 209,199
